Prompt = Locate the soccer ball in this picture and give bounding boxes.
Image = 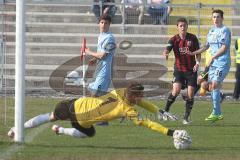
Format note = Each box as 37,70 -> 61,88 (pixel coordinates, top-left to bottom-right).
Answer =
173,130 -> 192,150
173,137 -> 192,150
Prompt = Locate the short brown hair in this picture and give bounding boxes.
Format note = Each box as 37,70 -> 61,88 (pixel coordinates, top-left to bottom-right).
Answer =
212,9 -> 224,18
126,82 -> 144,96
177,17 -> 188,26
99,13 -> 112,23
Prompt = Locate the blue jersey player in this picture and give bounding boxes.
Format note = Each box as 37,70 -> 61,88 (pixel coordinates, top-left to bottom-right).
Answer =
85,14 -> 116,97
187,9 -> 231,122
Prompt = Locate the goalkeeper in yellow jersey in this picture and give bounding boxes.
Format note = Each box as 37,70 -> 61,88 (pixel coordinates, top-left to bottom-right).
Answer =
8,82 -> 190,148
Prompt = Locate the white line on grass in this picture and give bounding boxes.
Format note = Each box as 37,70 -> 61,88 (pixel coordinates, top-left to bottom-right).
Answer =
0,124 -> 50,160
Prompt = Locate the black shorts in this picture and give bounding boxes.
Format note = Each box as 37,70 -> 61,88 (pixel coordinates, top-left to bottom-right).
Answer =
173,70 -> 197,88
54,98 -> 95,137
54,99 -> 76,120
200,66 -> 209,81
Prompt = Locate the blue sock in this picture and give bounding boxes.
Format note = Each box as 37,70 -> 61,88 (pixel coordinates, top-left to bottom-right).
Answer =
211,89 -> 221,115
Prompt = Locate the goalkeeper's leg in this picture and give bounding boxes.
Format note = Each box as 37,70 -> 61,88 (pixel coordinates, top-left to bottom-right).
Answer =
8,112 -> 54,138
52,120 -> 95,138
52,125 -> 88,138
24,112 -> 53,128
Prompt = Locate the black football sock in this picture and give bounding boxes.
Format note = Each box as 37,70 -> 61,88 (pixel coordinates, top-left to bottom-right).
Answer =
184,98 -> 194,120
164,93 -> 177,112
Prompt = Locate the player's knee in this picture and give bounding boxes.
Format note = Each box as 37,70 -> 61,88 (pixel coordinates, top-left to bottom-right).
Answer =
201,81 -> 208,90
172,88 -> 181,96
173,83 -> 182,94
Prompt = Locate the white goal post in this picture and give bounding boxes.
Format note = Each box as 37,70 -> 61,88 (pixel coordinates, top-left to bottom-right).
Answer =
0,39 -> 3,91
14,0 -> 26,143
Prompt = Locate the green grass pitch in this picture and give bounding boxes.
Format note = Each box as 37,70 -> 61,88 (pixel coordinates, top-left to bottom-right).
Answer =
0,97 -> 240,160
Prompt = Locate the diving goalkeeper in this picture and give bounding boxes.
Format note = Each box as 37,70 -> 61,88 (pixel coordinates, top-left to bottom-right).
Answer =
8,82 -> 189,147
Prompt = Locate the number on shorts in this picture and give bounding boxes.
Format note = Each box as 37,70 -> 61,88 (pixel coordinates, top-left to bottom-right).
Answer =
215,69 -> 222,77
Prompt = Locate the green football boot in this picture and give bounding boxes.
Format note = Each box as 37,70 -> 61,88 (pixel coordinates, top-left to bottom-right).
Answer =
205,114 -> 224,122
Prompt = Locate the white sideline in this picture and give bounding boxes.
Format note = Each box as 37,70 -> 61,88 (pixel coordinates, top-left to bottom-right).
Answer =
0,124 -> 50,160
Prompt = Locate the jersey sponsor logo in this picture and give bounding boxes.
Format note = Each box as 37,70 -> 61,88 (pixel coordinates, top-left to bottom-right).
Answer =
187,41 -> 192,47
179,47 -> 189,54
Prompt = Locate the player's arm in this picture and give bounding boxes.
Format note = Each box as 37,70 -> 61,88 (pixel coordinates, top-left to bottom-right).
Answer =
131,117 -> 170,136
187,44 -> 209,56
85,48 -> 106,59
235,39 -> 238,50
163,39 -> 173,60
137,99 -> 178,121
125,108 -> 169,135
212,44 -> 228,59
85,36 -> 116,59
193,36 -> 201,72
193,54 -> 201,72
206,44 -> 227,67
137,99 -> 159,113
126,109 -> 185,139
195,54 -> 201,64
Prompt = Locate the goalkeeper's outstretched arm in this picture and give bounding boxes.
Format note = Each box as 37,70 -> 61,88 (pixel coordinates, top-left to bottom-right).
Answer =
132,117 -> 174,137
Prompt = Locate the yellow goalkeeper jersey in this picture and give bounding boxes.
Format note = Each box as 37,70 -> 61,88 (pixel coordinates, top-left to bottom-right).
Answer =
73,88 -> 169,135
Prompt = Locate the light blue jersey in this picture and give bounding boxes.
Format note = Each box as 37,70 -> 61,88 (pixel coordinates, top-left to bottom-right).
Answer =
89,31 -> 116,95
206,25 -> 231,116
206,25 -> 231,67
207,25 -> 231,83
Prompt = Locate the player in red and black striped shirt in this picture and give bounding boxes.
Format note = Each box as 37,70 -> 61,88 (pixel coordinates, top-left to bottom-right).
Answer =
161,17 -> 201,125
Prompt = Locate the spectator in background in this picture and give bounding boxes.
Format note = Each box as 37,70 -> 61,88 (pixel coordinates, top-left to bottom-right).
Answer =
120,0 -> 144,25
147,0 -> 172,25
92,0 -> 117,23
233,38 -> 240,101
